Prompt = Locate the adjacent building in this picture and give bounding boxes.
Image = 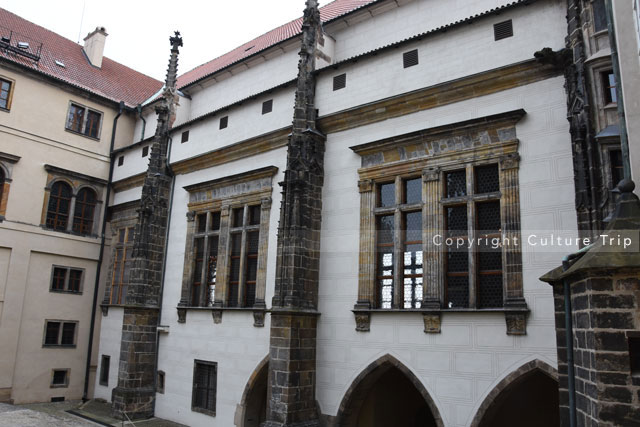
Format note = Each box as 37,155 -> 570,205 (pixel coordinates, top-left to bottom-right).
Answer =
0,8 -> 162,404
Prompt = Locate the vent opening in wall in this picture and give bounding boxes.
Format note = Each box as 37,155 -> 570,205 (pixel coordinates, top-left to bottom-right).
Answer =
403,49 -> 419,68
117,156 -> 124,167
181,130 -> 190,143
262,99 -> 273,115
630,335 -> 640,377
333,73 -> 346,91
142,146 -> 149,157
158,370 -> 165,394
51,397 -> 65,402
99,355 -> 110,386
219,116 -> 228,130
494,20 -> 513,41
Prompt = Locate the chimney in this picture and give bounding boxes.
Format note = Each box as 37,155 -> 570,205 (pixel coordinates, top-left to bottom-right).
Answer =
83,27 -> 108,68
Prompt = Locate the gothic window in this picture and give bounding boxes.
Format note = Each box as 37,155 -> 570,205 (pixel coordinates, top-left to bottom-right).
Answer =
179,166 -> 276,324
192,360 -> 217,416
46,181 -> 72,231
352,110 -> 527,334
66,102 -> 103,139
110,226 -> 134,304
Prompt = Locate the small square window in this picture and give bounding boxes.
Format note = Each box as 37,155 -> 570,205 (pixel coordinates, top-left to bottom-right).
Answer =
117,156 -> 124,167
181,130 -> 190,143
51,369 -> 69,388
403,49 -> 419,68
66,102 -> 102,139
333,73 -> 346,91
99,355 -> 110,386
50,266 -> 83,293
220,116 -> 228,130
43,320 -> 77,347
494,20 -> 513,41
142,146 -> 149,157
262,99 -> 273,115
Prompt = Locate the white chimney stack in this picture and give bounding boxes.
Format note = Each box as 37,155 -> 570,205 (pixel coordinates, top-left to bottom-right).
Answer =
83,27 -> 108,68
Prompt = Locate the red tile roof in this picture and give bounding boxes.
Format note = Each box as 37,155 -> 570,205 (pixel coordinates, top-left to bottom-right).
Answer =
0,7 -> 163,107
177,0 -> 377,89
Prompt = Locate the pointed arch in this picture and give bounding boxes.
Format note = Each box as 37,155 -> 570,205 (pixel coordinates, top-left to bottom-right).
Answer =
470,359 -> 558,427
336,354 -> 444,427
235,355 -> 269,427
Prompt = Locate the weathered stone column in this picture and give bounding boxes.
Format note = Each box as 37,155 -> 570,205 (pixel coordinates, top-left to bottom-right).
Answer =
353,179 -> 374,331
264,1 -> 325,425
422,167 -> 442,333
111,31 -> 182,420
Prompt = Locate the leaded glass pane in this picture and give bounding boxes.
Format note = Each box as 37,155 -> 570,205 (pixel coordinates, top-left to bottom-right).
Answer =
478,274 -> 503,308
475,164 -> 500,194
446,276 -> 469,308
446,170 -> 466,198
377,215 -> 394,244
196,213 -> 207,233
378,182 -> 395,207
405,212 -> 421,242
210,212 -> 221,231
248,205 -> 261,225
232,208 -> 244,227
446,206 -> 467,237
477,201 -> 501,231
404,178 -> 421,204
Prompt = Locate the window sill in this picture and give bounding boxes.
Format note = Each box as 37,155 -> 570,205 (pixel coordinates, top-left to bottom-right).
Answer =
50,384 -> 69,389
43,344 -> 77,349
352,306 -> 529,335
64,127 -> 100,141
40,225 -> 98,239
177,305 -> 266,327
191,406 -> 216,417
0,107 -> 9,113
50,289 -> 83,295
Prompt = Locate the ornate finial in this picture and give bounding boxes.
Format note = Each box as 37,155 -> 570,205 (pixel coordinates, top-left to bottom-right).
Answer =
170,31 -> 183,48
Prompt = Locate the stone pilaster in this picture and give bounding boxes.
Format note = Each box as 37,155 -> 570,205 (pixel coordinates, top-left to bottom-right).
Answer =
265,1 -> 325,425
111,31 -> 182,420
423,167 -> 442,310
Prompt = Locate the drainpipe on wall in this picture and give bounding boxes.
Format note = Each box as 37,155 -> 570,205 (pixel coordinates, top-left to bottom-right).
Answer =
136,104 -> 146,142
605,0 -> 632,181
82,100 -> 125,402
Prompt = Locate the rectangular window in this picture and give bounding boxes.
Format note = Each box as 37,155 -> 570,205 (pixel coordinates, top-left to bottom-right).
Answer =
50,266 -> 83,293
181,130 -> 190,143
603,71 -> 617,104
192,360 -> 217,416
610,149 -> 624,189
43,320 -> 77,347
333,73 -> 346,91
157,370 -> 165,394
99,355 -> 110,386
629,335 -> 640,377
117,156 -> 124,167
66,102 -> 102,139
191,213 -> 220,307
219,116 -> 228,129
262,99 -> 273,115
110,227 -> 134,304
0,77 -> 13,111
51,369 -> 69,388
494,20 -> 513,41
142,146 -> 149,157
403,49 -> 419,68
593,0 -> 608,32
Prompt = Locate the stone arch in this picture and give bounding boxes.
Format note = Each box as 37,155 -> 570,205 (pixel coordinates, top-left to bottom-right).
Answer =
336,354 -> 444,427
235,355 -> 269,427
470,359 -> 559,427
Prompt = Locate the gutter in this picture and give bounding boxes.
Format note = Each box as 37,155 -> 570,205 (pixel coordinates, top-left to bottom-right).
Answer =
82,101 -> 125,401
136,104 -> 147,142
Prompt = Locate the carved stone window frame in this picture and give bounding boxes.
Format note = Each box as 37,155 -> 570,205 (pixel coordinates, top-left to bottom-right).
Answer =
41,164 -> 106,237
100,200 -> 139,315
0,152 -> 20,221
351,110 -> 528,335
177,166 -> 277,326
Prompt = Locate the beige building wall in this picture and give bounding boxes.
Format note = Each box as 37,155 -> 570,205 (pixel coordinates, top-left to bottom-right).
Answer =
0,65 -> 135,404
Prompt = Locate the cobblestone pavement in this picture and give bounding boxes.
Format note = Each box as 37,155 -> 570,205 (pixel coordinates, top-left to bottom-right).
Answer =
0,401 -> 96,426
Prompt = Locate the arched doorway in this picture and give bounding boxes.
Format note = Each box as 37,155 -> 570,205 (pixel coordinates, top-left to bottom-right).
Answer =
237,356 -> 268,427
471,359 -> 559,427
336,355 -> 443,427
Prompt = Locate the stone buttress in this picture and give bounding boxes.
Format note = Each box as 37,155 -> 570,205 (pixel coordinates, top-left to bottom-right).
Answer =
111,32 -> 182,420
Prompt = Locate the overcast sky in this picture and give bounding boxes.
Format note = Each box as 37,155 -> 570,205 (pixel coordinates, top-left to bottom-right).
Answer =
2,0 -> 332,81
